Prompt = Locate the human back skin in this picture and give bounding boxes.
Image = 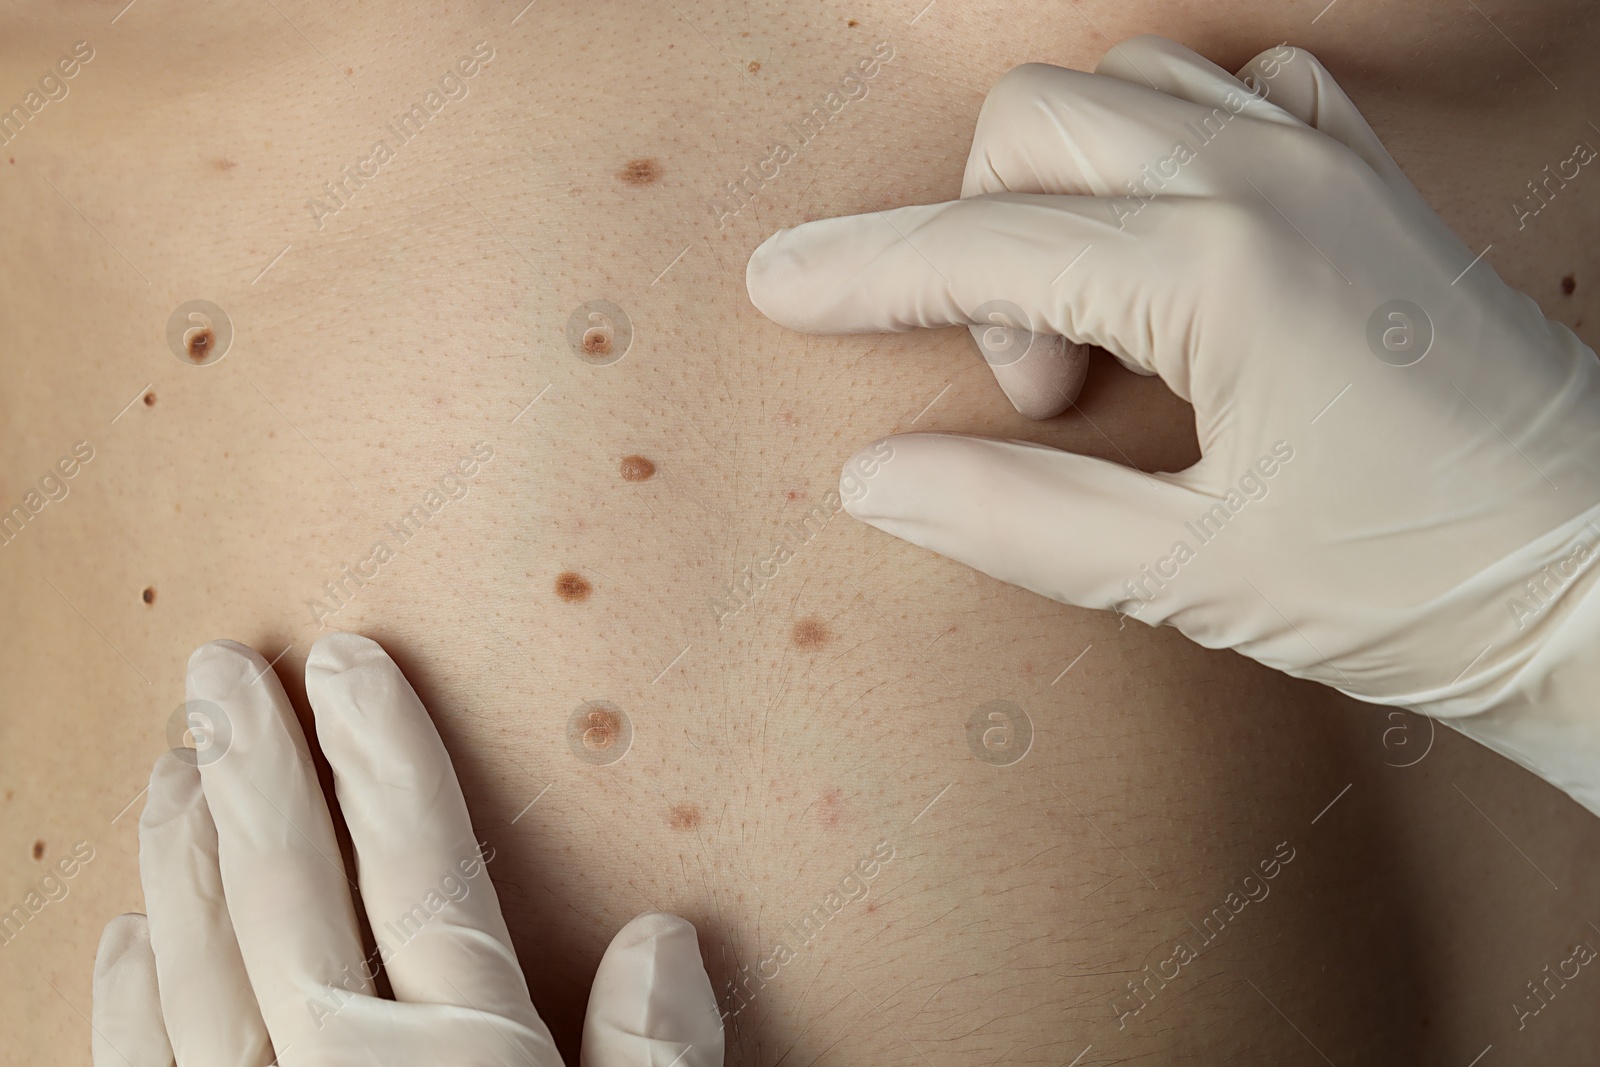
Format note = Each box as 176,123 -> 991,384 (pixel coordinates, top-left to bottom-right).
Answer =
3,1 -> 1600,1064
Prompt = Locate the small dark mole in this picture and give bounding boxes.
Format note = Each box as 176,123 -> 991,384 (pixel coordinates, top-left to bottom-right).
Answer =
142,391 -> 156,406
186,327 -> 215,362
666,803 -> 703,831
792,616 -> 831,650
848,19 -> 859,26
620,455 -> 656,482
1562,274 -> 1576,296
555,571 -> 592,602
31,840 -> 44,860
142,586 -> 155,605
748,60 -> 761,72
619,158 -> 662,186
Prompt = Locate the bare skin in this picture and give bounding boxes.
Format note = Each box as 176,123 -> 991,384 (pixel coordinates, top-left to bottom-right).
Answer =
3,1 -> 1600,1063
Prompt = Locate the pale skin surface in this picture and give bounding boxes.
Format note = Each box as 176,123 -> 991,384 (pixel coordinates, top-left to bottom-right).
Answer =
2,0 -> 1600,1063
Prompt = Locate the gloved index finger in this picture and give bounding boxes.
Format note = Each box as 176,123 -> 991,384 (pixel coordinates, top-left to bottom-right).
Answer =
303,632 -> 554,1053
746,193 -> 1192,389
190,639 -> 375,1051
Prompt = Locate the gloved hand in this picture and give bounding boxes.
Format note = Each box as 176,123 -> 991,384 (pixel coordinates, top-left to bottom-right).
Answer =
92,634 -> 724,1066
746,37 -> 1600,812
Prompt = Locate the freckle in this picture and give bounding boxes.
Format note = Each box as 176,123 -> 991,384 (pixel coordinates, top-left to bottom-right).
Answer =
142,586 -> 155,605
667,802 -> 702,831
344,67 -> 353,76
816,788 -> 844,828
186,326 -> 215,362
555,571 -> 592,602
31,840 -> 44,860
1562,274 -> 1576,296
619,454 -> 656,482
174,502 -> 181,513
748,60 -> 761,72
143,391 -> 156,406
865,901 -> 877,914
213,158 -> 237,172
618,158 -> 662,186
792,616 -> 831,650
786,490 -> 800,501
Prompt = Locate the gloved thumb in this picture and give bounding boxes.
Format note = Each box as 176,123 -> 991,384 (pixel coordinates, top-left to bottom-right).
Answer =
91,913 -> 174,1067
580,913 -> 724,1067
842,433 -> 1204,625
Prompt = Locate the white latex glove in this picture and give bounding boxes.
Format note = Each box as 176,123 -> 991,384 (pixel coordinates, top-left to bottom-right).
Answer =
746,37 -> 1600,813
92,634 -> 724,1067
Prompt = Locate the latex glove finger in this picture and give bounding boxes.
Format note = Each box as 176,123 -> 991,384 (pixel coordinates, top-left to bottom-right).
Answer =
1091,35 -> 1422,205
841,433 -> 1203,625
1090,36 -> 1306,132
581,913 -> 724,1067
747,192 -> 1204,393
139,752 -> 274,1067
189,640 -> 374,1052
303,632 -> 556,1053
91,914 -> 175,1067
952,56 -> 1280,405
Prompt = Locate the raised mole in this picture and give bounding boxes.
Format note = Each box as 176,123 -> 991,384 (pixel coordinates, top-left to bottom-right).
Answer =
1563,274 -> 1576,296
31,840 -> 44,860
142,391 -> 156,406
555,571 -> 592,602
142,587 -> 155,605
186,327 -> 215,362
619,455 -> 656,482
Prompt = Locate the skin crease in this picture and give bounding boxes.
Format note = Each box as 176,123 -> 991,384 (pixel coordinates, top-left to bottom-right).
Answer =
1,1 -> 1599,1064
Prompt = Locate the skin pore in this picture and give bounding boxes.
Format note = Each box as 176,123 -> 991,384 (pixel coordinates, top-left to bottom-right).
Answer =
3,1 -> 1600,1064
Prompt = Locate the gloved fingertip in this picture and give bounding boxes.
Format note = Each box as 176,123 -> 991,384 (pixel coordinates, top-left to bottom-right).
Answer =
94,913 -> 152,978
139,752 -> 202,830
304,630 -> 385,681
185,640 -> 263,703
745,228 -> 800,323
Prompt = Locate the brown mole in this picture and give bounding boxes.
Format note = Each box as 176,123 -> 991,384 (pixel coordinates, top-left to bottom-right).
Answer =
186,327 -> 215,362
618,158 -> 662,186
142,586 -> 156,605
619,455 -> 656,482
555,571 -> 592,602
666,802 -> 703,831
142,391 -> 156,406
581,707 -> 622,753
581,327 -> 613,357
792,616 -> 832,650
747,61 -> 761,73
848,19 -> 859,26
31,840 -> 44,860
1562,274 -> 1576,296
